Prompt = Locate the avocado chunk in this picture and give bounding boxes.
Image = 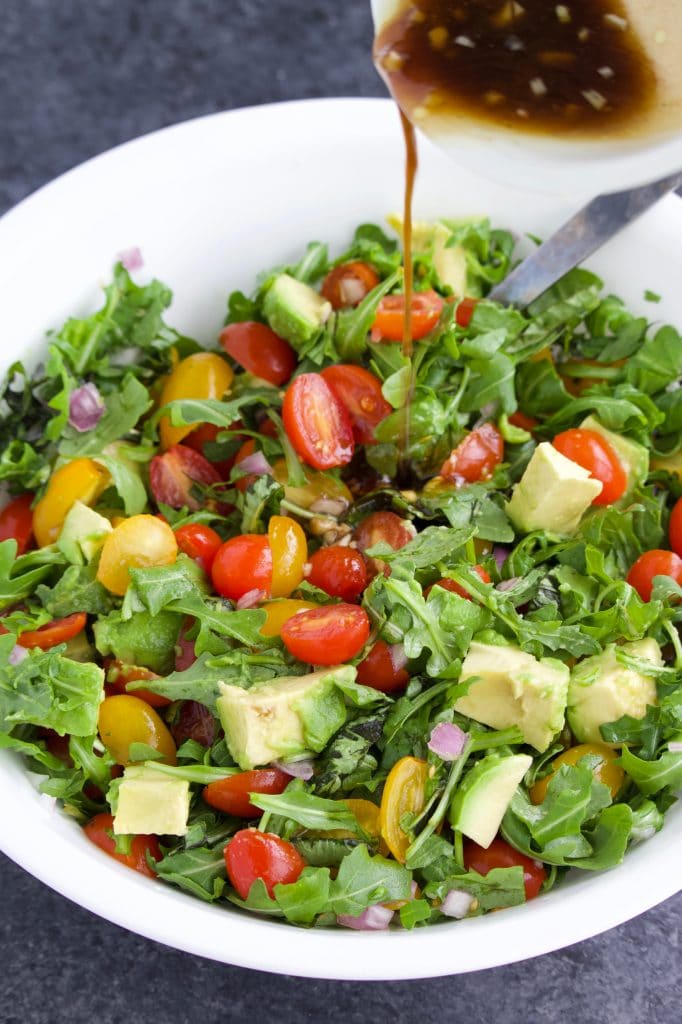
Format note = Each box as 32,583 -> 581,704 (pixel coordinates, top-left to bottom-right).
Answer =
449,752 -> 532,848
580,416 -> 649,498
387,215 -> 467,296
506,441 -> 603,536
57,500 -> 112,565
113,765 -> 190,836
216,665 -> 354,770
94,609 -> 183,675
455,641 -> 569,752
262,273 -> 332,350
567,638 -> 661,746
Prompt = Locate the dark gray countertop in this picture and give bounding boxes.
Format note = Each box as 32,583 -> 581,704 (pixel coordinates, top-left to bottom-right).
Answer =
1,2 -> 680,1020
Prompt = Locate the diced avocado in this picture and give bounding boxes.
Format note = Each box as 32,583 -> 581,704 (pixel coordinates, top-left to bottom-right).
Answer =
113,765 -> 190,836
57,500 -> 112,565
387,215 -> 467,297
651,449 -> 682,482
567,638 -> 661,746
455,641 -> 569,752
580,416 -> 649,497
449,752 -> 532,848
63,630 -> 97,663
94,609 -> 183,675
506,441 -> 603,536
216,665 -> 354,770
262,273 -> 332,349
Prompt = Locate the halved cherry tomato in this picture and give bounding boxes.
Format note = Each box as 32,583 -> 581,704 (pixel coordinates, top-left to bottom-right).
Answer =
379,756 -> 428,862
307,545 -> 368,602
280,603 -> 370,664
353,510 -> 414,552
84,812 -> 161,878
18,612 -> 87,650
232,439 -> 259,493
320,364 -> 392,445
530,743 -> 624,805
669,497 -> 682,558
33,458 -> 110,547
259,599 -> 318,638
97,515 -> 178,596
169,699 -> 216,747
426,565 -> 490,600
0,493 -> 34,554
282,373 -> 355,470
321,261 -> 380,309
105,659 -> 170,709
508,410 -> 539,432
626,549 -> 682,602
159,352 -> 233,450
455,296 -> 478,328
175,523 -> 223,572
98,694 -> 177,766
175,618 -> 197,671
184,421 -> 242,478
204,768 -> 290,818
372,290 -> 443,342
463,837 -> 546,901
211,534 -> 273,601
268,515 -> 307,598
356,640 -> 409,693
220,321 -> 297,386
225,829 -> 306,899
552,428 -> 626,506
149,444 -> 223,510
440,423 -> 504,483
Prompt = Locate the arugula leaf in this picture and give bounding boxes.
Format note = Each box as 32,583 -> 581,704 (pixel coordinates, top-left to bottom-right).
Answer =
618,745 -> 682,796
0,540 -> 67,611
328,845 -> 412,915
59,375 -> 152,457
273,867 -> 332,924
250,787 -> 366,835
36,563 -> 114,617
155,847 -> 227,902
423,865 -> 526,912
625,325 -> 682,395
312,711 -> 387,796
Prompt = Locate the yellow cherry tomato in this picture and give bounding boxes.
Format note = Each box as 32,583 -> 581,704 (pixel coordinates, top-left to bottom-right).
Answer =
325,798 -> 382,840
268,515 -> 307,598
379,756 -> 428,863
530,743 -> 624,805
259,599 -> 318,638
271,459 -> 352,511
159,352 -> 233,450
98,694 -> 177,766
33,458 -> 110,547
97,514 -> 178,595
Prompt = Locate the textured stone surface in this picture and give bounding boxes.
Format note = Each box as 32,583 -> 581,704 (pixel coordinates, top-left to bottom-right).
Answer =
1,1 -> 681,1018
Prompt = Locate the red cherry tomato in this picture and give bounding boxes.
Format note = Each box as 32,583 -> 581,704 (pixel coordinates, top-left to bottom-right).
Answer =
280,603 -> 370,665
552,428 -> 627,506
220,321 -> 297,386
626,549 -> 682,602
427,564 -> 491,600
184,421 -> 243,478
211,534 -> 273,601
225,829 -> 306,899
455,296 -> 479,328
175,618 -> 197,671
105,659 -> 170,709
354,511 -> 414,552
149,444 -> 222,510
670,498 -> 682,559
463,837 -> 546,901
175,523 -> 223,572
508,410 -> 539,432
204,768 -> 290,818
83,812 -> 161,879
356,640 -> 409,693
17,612 -> 87,650
319,364 -> 392,445
307,545 -> 368,602
321,261 -> 380,309
170,700 -> 216,747
0,493 -> 34,554
372,290 -> 444,342
282,373 -> 355,470
441,423 -> 504,483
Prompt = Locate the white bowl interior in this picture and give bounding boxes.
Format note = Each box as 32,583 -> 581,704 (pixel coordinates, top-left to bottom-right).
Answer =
0,98 -> 680,979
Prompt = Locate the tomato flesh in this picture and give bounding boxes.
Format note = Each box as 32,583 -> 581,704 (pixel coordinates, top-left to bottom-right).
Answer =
353,510 -> 414,552
84,812 -> 161,878
552,428 -> 627,506
18,611 -> 87,650
307,545 -> 368,602
280,603 -> 370,665
220,321 -> 297,385
225,829 -> 306,899
204,768 -> 290,818
0,493 -> 34,554
150,444 -> 223,510
356,640 -> 409,693
427,565 -> 490,600
105,659 -> 170,709
463,837 -> 546,901
529,743 -> 624,805
372,290 -> 443,342
175,523 -> 223,572
508,410 -> 539,432
669,497 -> 682,559
282,373 -> 355,470
211,534 -> 273,601
320,364 -> 392,444
321,261 -> 380,309
440,423 -> 504,483
627,548 -> 682,602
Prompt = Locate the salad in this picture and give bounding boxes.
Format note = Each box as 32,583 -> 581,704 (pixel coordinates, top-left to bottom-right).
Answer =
1,218 -> 682,931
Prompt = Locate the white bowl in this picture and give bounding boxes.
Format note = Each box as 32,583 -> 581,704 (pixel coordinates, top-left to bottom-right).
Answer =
0,98 -> 680,979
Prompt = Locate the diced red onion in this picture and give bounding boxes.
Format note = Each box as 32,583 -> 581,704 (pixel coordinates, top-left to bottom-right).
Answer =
118,246 -> 144,271
496,577 -> 520,592
428,721 -> 468,761
492,545 -> 509,571
668,741 -> 682,753
409,880 -> 419,898
337,905 -> 394,930
9,644 -> 29,665
236,588 -> 266,610
272,758 -> 315,780
339,277 -> 367,307
308,498 -> 348,517
237,451 -> 273,476
441,889 -> 475,919
68,383 -> 105,432
388,643 -> 408,672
